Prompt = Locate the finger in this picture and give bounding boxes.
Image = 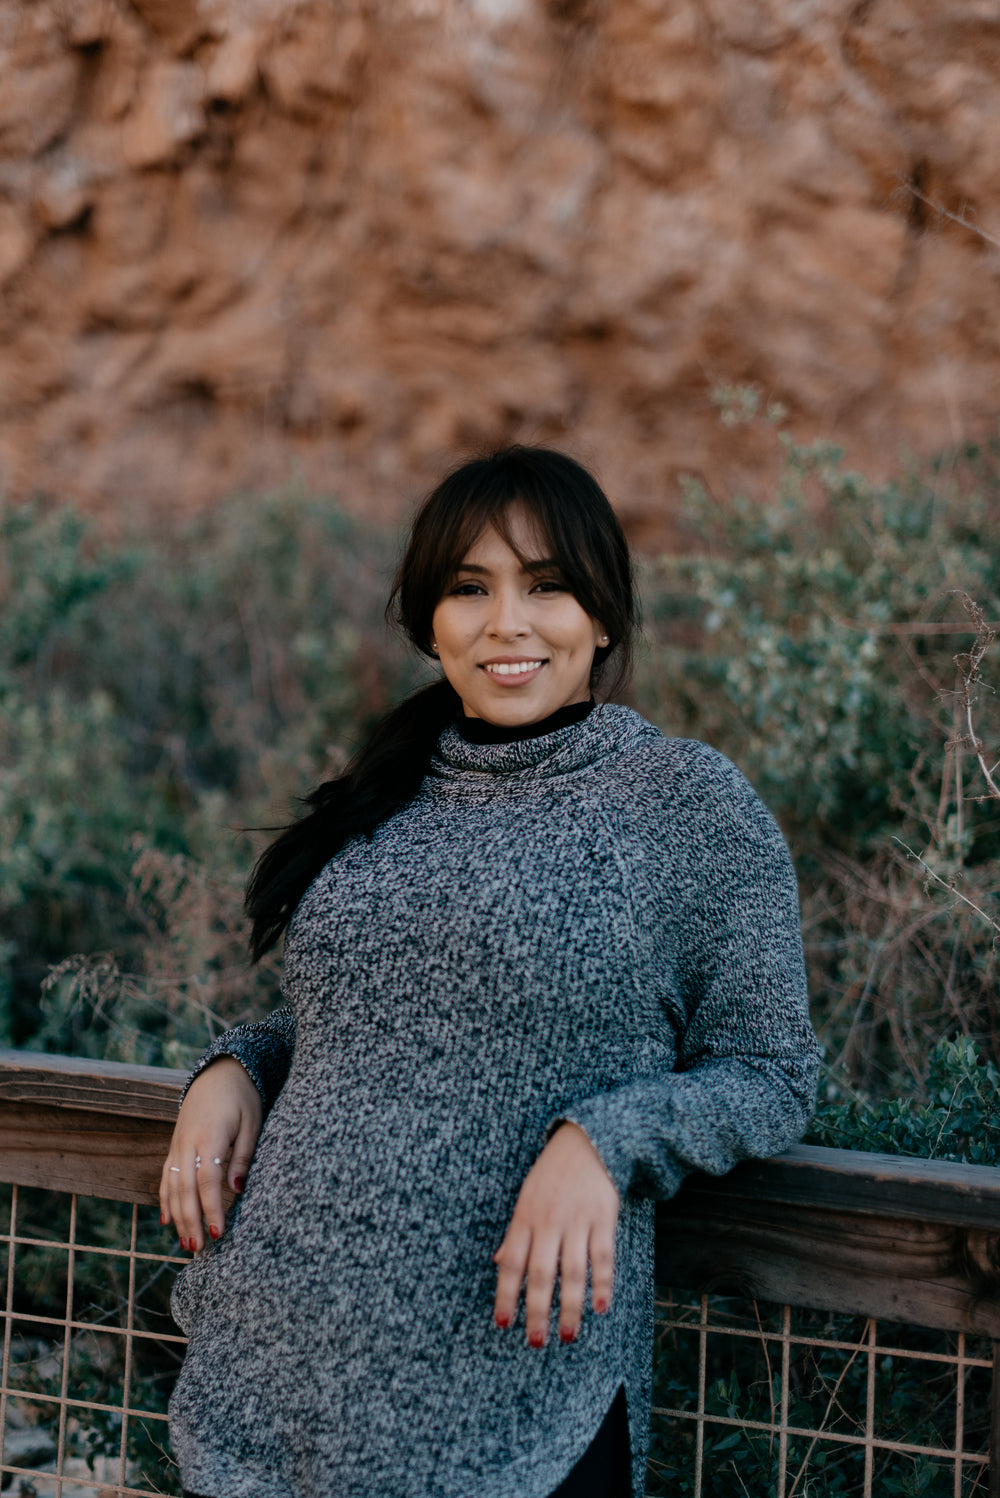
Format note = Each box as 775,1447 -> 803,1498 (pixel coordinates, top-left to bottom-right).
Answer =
164,1157 -> 195,1253
524,1232 -> 561,1348
493,1224 -> 531,1329
589,1221 -> 616,1314
165,1155 -> 194,1244
158,1163 -> 173,1228
228,1113 -> 259,1195
197,1152 -> 228,1243
557,1235 -> 589,1343
176,1153 -> 206,1253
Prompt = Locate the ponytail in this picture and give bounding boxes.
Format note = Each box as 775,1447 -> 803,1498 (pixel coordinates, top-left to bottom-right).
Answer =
245,678 -> 460,962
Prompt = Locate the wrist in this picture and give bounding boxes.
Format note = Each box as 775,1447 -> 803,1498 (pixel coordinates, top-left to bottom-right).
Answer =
187,1055 -> 259,1102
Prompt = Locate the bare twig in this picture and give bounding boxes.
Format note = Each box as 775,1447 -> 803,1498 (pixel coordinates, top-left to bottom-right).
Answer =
901,180 -> 1000,252
751,1298 -> 777,1458
930,1077 -> 964,1159
893,839 -> 1000,942
786,1327 -> 871,1498
951,593 -> 1000,802
730,1460 -> 755,1496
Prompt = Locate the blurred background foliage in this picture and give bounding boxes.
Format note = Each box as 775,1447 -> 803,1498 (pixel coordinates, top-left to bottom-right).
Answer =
2,432 -> 999,1158
0,488 -> 422,1066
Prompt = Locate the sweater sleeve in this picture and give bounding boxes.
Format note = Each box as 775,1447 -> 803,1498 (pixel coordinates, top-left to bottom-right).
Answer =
180,1005 -> 297,1116
555,750 -> 820,1202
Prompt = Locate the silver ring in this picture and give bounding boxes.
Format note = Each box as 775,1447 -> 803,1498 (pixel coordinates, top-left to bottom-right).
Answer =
194,1155 -> 202,1169
169,1166 -> 181,1173
213,1157 -> 223,1166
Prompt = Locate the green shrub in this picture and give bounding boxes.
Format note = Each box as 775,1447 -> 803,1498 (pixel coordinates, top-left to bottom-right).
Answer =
0,490 -> 422,1062
4,440 -> 1000,1496
807,1035 -> 1000,1163
637,437 -> 999,847
3,436 -> 999,1152
638,434 -> 1000,1135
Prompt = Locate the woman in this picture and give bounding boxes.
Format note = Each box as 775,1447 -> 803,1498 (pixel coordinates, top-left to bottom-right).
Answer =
162,445 -> 819,1498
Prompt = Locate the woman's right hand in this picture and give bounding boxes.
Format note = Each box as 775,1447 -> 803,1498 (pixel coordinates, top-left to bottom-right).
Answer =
159,1057 -> 263,1254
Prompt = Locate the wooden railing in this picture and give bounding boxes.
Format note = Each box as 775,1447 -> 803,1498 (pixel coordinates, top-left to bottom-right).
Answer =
2,1047 -> 1000,1495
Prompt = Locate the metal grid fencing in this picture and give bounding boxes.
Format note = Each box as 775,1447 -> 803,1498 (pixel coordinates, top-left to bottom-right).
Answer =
2,1174 -> 996,1497
0,1183 -> 186,1498
648,1290 -> 993,1497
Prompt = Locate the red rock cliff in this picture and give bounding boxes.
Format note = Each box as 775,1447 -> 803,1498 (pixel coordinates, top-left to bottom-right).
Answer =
1,0 -> 998,533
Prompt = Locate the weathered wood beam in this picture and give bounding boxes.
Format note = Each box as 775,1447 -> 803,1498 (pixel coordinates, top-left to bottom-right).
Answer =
656,1193 -> 1000,1337
4,1051 -> 1000,1225
4,1050 -> 1000,1338
0,1098 -> 173,1205
1,1054 -> 999,1216
0,1048 -> 186,1121
684,1142 -> 1000,1231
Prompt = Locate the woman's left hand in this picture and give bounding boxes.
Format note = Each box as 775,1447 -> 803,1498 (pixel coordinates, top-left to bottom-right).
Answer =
493,1121 -> 620,1347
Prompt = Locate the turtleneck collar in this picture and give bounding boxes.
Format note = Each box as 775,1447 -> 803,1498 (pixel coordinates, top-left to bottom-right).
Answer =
455,697 -> 595,746
430,703 -> 657,782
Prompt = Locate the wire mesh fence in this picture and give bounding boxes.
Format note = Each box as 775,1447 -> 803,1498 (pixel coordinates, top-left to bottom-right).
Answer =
648,1290 -> 993,1497
0,1183 -> 185,1497
2,1174 -> 997,1497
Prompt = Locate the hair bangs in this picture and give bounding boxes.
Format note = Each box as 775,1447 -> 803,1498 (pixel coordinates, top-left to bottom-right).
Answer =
390,445 -> 638,694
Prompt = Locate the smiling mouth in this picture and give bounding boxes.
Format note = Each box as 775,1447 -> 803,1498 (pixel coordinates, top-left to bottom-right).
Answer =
480,660 -> 547,677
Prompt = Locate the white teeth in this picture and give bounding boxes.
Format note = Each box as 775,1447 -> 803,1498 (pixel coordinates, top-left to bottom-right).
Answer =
484,661 -> 544,676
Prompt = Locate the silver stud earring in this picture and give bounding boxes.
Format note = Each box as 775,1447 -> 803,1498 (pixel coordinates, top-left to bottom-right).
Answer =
599,634 -> 609,646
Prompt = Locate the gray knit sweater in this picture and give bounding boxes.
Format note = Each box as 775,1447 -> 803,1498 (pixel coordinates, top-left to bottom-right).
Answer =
169,706 -> 819,1498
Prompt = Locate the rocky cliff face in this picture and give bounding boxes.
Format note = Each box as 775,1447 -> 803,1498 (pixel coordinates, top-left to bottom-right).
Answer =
1,0 -> 998,534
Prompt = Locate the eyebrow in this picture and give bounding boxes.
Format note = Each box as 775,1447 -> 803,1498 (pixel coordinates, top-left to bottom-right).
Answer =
453,557 -> 561,575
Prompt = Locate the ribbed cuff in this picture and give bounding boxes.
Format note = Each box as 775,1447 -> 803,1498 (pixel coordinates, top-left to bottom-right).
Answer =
180,1018 -> 294,1115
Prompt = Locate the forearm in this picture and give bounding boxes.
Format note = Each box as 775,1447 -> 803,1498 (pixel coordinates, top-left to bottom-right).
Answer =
557,1048 -> 819,1202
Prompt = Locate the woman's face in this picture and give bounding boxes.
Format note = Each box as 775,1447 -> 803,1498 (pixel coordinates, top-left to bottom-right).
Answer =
430,506 -> 605,725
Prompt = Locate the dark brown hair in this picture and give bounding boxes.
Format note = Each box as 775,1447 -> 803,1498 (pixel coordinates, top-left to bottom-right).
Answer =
389,445 -> 636,693
246,446 -> 639,960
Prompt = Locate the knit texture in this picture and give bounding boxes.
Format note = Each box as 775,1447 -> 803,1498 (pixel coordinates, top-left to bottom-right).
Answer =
169,706 -> 819,1498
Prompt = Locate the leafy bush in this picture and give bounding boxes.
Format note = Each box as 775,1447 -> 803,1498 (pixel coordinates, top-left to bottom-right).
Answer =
0,490 -> 421,1063
4,436 -> 1000,1497
637,436 -> 999,848
807,1035 -> 1000,1163
3,434 -> 999,1152
637,434 -> 1000,1144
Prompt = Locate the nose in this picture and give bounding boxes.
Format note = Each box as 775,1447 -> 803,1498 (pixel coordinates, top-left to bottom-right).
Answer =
486,584 -> 530,641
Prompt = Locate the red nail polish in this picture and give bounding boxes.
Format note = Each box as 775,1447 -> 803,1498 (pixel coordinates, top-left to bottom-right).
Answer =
560,1327 -> 577,1344
159,1212 -> 167,1227
595,1298 -> 609,1314
528,1331 -> 545,1349
494,1313 -> 510,1329
234,1176 -> 245,1192
209,1224 -> 221,1241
